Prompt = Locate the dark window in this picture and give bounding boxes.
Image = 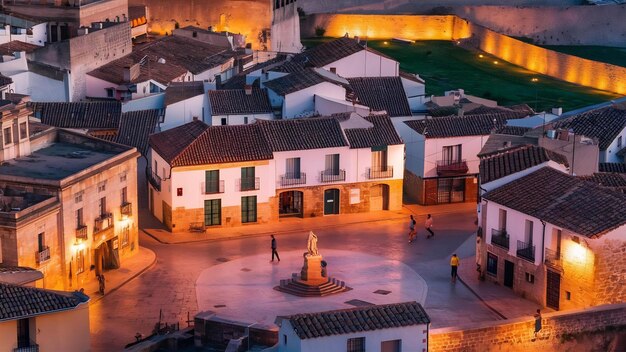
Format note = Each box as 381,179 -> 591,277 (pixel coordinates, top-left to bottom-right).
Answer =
177,188 -> 183,196
221,117 -> 227,126
204,199 -> 221,226
244,116 -> 249,124
99,197 -> 107,216
50,24 -> 58,42
121,187 -> 128,204
76,208 -> 84,227
4,127 -> 12,145
487,252 -> 498,276
347,337 -> 365,352
19,122 -> 27,140
325,154 -> 340,175
60,25 -> 70,40
241,196 -> 257,223
617,136 -> 622,148
150,82 -> 162,93
286,157 -> 301,178
283,334 -> 287,345
241,167 -> 256,191
205,170 -> 220,193
193,31 -> 198,37
37,233 -> 45,252
77,249 -> 85,273
330,67 -> 337,73
442,144 -> 462,162
17,318 -> 30,348
106,88 -> 114,98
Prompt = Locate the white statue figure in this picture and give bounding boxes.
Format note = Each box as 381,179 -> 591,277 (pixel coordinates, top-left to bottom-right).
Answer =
307,231 -> 319,256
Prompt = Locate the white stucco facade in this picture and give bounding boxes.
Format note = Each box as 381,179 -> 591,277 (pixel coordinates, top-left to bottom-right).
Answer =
267,82 -> 346,118
210,112 -> 273,126
601,126 -> 626,163
321,50 -> 399,78
163,94 -> 207,130
278,320 -> 427,352
0,22 -> 47,46
314,95 -> 371,117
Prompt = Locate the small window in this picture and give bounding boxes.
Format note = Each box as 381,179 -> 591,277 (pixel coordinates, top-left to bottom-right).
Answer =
192,31 -> 198,38
330,67 -> 337,73
120,172 -> 127,183
98,181 -> 107,192
37,232 -> 45,252
244,116 -> 249,124
76,208 -> 84,227
4,127 -> 12,145
98,197 -> 107,216
487,252 -> 498,276
74,191 -> 84,203
566,291 -> 571,300
283,334 -> 287,345
618,136 -> 623,149
177,188 -> 183,196
121,187 -> 128,204
19,122 -> 27,140
106,88 -> 114,98
347,337 -> 365,352
525,272 -> 535,284
77,249 -> 85,273
221,117 -> 227,126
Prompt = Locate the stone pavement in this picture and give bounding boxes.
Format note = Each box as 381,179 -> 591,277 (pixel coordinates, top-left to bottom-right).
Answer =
143,203 -> 476,244
84,243 -> 156,304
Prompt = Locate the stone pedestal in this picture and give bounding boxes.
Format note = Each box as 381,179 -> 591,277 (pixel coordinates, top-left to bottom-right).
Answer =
300,254 -> 324,284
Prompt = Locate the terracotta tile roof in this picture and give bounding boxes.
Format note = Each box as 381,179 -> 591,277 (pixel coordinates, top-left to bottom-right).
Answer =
480,145 -> 569,184
578,173 -> 626,193
258,117 -> 348,152
0,283 -> 89,321
483,167 -> 626,238
399,70 -> 425,84
149,120 -> 273,166
263,69 -> 331,96
220,74 -> 247,90
114,109 -> 160,155
0,40 -> 40,56
88,36 -> 235,85
286,301 -> 430,340
551,106 -> 626,150
165,81 -> 205,106
347,77 -> 411,117
31,101 -> 121,129
495,125 -> 531,136
599,162 -> 626,173
404,114 -> 508,138
208,88 -> 273,115
295,36 -> 365,68
343,114 -> 403,149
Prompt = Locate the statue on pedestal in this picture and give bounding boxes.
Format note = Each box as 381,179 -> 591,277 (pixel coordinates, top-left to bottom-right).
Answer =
307,231 -> 319,256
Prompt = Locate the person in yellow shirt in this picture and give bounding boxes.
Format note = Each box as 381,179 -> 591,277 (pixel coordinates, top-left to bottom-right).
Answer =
450,253 -> 460,283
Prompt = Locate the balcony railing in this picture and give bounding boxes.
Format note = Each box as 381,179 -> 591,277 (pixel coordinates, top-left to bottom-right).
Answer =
148,168 -> 162,191
76,225 -> 88,240
121,202 -> 132,216
36,247 -> 50,264
517,240 -> 536,262
368,166 -> 393,179
436,159 -> 469,176
14,344 -> 39,352
202,180 -> 225,194
94,213 -> 113,233
239,177 -> 260,191
320,169 -> 346,183
280,172 -> 307,187
491,229 -> 509,250
544,248 -> 562,268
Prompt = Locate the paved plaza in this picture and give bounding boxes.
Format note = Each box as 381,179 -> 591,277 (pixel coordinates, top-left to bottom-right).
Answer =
88,204 -> 526,351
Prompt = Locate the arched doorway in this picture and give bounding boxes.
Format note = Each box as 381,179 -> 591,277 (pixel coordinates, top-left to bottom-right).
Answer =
370,184 -> 390,211
279,191 -> 303,217
324,188 -> 340,215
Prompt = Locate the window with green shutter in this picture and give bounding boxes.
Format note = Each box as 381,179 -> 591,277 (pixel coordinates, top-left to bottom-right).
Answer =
241,196 -> 257,223
205,170 -> 220,194
241,167 -> 256,191
204,199 -> 221,226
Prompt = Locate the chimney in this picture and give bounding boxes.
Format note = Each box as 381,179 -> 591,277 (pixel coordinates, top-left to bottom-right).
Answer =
551,107 -> 562,116
244,84 -> 252,95
123,63 -> 141,82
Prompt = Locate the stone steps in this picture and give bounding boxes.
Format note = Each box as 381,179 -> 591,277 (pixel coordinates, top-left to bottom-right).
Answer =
274,276 -> 352,297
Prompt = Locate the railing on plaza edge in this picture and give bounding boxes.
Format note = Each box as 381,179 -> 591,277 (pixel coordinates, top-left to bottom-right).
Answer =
491,229 -> 509,250
320,169 -> 346,183
367,166 -> 393,179
517,240 -> 536,262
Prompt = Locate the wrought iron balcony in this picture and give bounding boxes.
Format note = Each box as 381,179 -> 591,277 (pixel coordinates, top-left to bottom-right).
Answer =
517,240 -> 536,262
14,344 -> 39,352
320,169 -> 346,183
239,177 -> 260,191
94,213 -> 113,233
436,159 -> 469,176
491,229 -> 509,250
148,168 -> 162,191
368,166 -> 393,179
121,202 -> 132,216
76,225 -> 88,240
280,172 -> 307,187
202,180 -> 225,194
544,248 -> 562,268
36,247 -> 50,265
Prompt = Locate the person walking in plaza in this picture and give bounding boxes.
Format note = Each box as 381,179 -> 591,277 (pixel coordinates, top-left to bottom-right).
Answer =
425,214 -> 435,238
408,215 -> 417,243
270,234 -> 280,262
450,253 -> 459,283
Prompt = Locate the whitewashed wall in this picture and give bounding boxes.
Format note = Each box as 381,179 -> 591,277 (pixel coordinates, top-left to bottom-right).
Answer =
162,94 -> 206,130
314,95 -> 371,116
393,119 -> 426,177
149,150 -> 171,222
272,146 -> 351,188
423,135 -> 487,177
283,83 -> 346,118
85,75 -> 114,99
210,112 -> 273,126
322,50 -> 399,78
602,126 -> 626,163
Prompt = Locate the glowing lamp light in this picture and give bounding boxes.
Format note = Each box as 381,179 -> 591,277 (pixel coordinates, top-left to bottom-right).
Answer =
73,242 -> 86,253
531,78 -> 539,82
493,61 -> 499,65
383,41 -> 388,45
478,54 -> 484,58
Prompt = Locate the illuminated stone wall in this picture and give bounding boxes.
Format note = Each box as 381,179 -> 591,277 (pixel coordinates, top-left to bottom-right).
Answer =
430,303 -> 626,352
589,236 -> 626,307
303,14 -> 626,95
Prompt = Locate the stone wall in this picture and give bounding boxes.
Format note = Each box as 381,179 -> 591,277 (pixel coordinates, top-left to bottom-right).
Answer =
170,200 -> 277,232
302,14 -> 626,95
590,237 -> 626,307
429,303 -> 626,352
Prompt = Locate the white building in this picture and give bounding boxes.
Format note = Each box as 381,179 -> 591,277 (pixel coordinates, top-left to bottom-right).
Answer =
278,301 -> 430,352
147,113 -> 404,231
0,13 -> 48,46
480,167 -> 626,311
162,81 -> 207,130
0,51 -> 70,102
208,87 -> 273,125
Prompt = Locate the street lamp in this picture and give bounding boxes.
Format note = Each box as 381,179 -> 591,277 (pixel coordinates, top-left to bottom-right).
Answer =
531,78 -> 539,112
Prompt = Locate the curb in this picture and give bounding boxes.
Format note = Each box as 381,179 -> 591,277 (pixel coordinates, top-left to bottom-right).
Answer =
90,247 -> 157,304
458,274 -> 508,320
